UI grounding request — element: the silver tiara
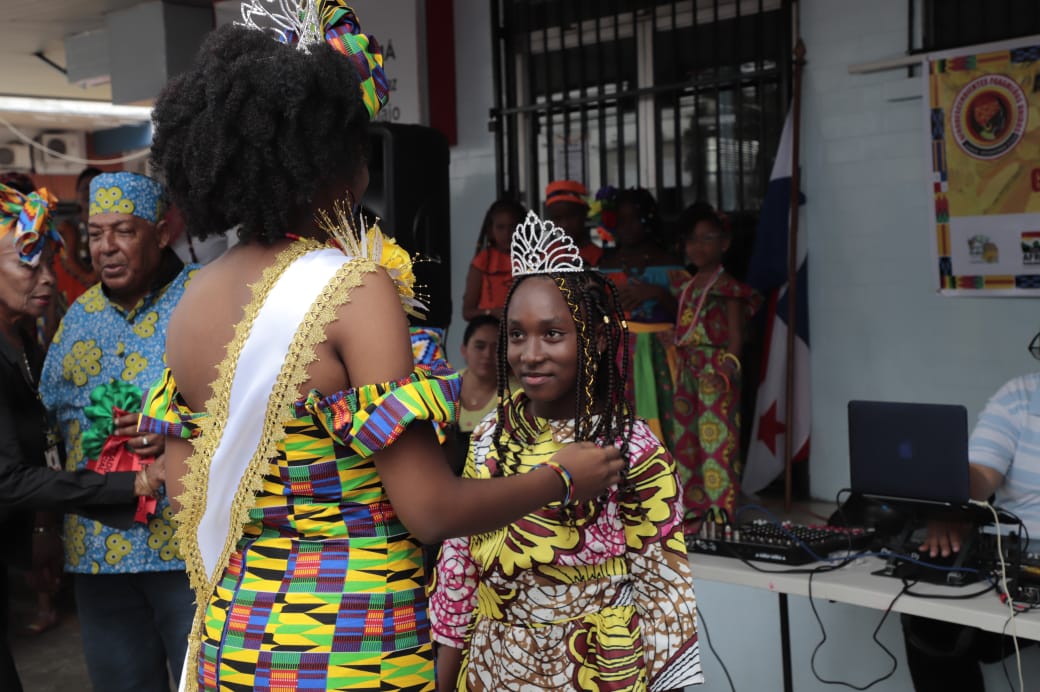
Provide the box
[511,211,585,277]
[239,0,323,50]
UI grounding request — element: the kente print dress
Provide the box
[429,391,703,691]
[142,367,456,691]
[142,365,456,691]
[672,272,761,525]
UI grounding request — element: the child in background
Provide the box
[454,315,501,474]
[544,179,602,267]
[462,199,527,320]
[431,212,702,691]
[673,203,761,527]
[599,187,690,446]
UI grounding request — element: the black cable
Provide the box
[807,567,903,690]
[691,491,1016,690]
[902,578,996,600]
[696,605,736,692]
[995,591,1039,692]
[834,487,856,555]
[1001,614,1015,692]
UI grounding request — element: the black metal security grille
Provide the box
[918,0,1040,53]
[490,0,792,237]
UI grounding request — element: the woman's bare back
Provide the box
[165,242,354,413]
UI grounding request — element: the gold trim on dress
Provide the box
[177,239,321,690]
[179,251,378,690]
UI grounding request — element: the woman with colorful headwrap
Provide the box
[599,187,691,449]
[0,183,165,692]
[147,3,623,691]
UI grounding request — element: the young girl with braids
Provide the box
[461,199,527,320]
[673,203,761,528]
[430,213,702,691]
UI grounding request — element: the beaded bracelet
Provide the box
[541,460,575,505]
[721,352,742,372]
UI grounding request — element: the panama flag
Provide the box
[743,111,810,495]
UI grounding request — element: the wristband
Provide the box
[541,460,575,505]
[721,352,742,372]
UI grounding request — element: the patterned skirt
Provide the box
[196,534,434,691]
[673,345,743,524]
[621,324,680,449]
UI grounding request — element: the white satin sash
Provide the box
[196,247,348,581]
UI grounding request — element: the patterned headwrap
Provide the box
[89,172,167,223]
[0,183,64,267]
[278,1,390,120]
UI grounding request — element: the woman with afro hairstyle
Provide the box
[144,5,624,691]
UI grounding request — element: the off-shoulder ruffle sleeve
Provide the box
[306,365,460,456]
[137,368,208,440]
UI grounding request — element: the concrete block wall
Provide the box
[445,0,497,362]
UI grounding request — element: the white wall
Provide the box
[446,0,497,361]
[803,0,1040,502]
[694,576,1040,691]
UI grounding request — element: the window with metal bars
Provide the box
[918,0,1040,53]
[490,0,793,267]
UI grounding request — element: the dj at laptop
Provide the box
[901,366,1040,692]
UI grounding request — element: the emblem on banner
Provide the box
[1021,231,1040,265]
[967,234,999,264]
[951,74,1028,160]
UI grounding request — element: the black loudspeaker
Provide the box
[363,123,452,329]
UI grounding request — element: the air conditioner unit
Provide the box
[0,142,32,172]
[32,132,86,175]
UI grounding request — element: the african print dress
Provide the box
[429,391,702,691]
[673,272,760,525]
[139,244,459,692]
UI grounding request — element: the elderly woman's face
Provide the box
[0,239,56,322]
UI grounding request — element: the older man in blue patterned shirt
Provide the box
[41,172,198,692]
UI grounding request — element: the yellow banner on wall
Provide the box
[928,39,1040,294]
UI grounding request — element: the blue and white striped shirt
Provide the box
[970,373,1040,538]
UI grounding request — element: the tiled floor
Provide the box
[9,574,91,691]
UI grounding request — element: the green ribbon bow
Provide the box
[81,379,143,461]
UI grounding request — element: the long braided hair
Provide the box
[490,270,638,512]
